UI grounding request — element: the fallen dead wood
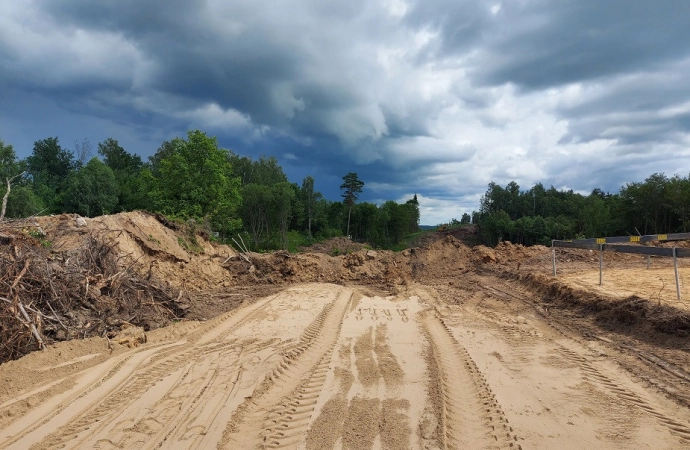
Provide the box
[231,235,252,264]
[17,301,45,350]
[0,225,187,364]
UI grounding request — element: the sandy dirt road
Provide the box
[1,281,690,449]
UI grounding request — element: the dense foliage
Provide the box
[0,131,420,251]
[9,130,686,250]
[62,158,118,217]
[473,174,690,246]
[147,131,242,236]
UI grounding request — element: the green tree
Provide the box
[252,156,288,186]
[272,182,295,249]
[62,158,118,217]
[26,137,76,211]
[3,186,44,219]
[300,176,322,240]
[240,183,272,248]
[98,138,147,211]
[460,213,471,225]
[405,194,421,233]
[0,139,28,221]
[148,140,176,176]
[228,154,288,186]
[340,172,364,238]
[149,130,242,235]
[355,202,380,245]
[580,194,613,238]
[74,138,93,167]
[0,139,19,181]
[381,201,406,245]
[619,174,670,235]
[667,175,690,232]
[480,210,512,246]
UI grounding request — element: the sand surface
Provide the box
[1,281,690,449]
[561,267,690,311]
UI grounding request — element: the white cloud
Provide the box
[181,103,253,131]
[0,2,144,88]
[400,193,476,225]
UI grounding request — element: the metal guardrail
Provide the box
[554,232,690,246]
[551,234,689,300]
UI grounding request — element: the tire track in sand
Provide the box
[220,287,352,449]
[260,349,334,448]
[556,345,690,443]
[422,310,521,449]
[5,292,281,450]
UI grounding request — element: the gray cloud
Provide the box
[474,1,690,89]
[0,1,689,224]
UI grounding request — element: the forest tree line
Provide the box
[0,131,420,251]
[473,173,690,246]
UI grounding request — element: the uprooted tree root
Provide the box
[502,270,690,337]
[0,226,187,364]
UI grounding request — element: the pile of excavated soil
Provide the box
[412,224,481,248]
[35,212,237,292]
[407,235,473,280]
[226,248,412,289]
[470,241,549,266]
[0,217,188,363]
[299,237,368,255]
[6,212,690,364]
[0,211,244,363]
[4,216,501,362]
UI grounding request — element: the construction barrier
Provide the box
[555,232,690,245]
[552,235,690,300]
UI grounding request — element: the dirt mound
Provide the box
[19,211,664,364]
[6,212,495,363]
[299,237,368,255]
[35,212,237,291]
[407,235,473,280]
[412,225,481,249]
[0,211,244,363]
[0,221,186,363]
[471,241,549,267]
[238,234,477,287]
[225,248,412,289]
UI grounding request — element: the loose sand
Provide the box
[562,267,690,311]
[1,280,689,449]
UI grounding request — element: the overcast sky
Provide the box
[2,1,690,224]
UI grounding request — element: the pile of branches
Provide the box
[0,226,186,364]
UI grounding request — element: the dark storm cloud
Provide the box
[474,0,690,89]
[42,0,306,121]
[2,0,690,223]
[40,0,391,135]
